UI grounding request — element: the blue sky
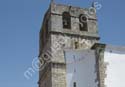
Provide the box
[0,0,125,87]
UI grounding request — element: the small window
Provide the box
[62,12,71,29]
[75,42,79,49]
[73,82,76,87]
[79,14,88,31]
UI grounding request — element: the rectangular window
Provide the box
[62,12,71,29]
[73,82,76,87]
[79,22,88,31]
[75,42,79,49]
[79,14,88,31]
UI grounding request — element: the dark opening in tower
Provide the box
[79,14,88,31]
[62,12,71,29]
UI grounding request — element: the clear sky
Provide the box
[0,0,125,87]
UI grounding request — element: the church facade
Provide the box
[38,2,125,87]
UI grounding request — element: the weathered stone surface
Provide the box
[91,43,106,87]
[50,3,99,38]
[51,34,98,63]
[51,63,66,87]
[39,2,100,87]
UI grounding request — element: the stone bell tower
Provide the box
[38,1,100,87]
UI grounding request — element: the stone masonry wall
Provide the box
[39,3,100,87]
[51,34,98,63]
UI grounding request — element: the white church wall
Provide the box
[104,45,125,87]
[64,50,98,87]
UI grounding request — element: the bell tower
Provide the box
[38,1,100,87]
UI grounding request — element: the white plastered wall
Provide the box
[64,50,98,87]
[104,45,125,87]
